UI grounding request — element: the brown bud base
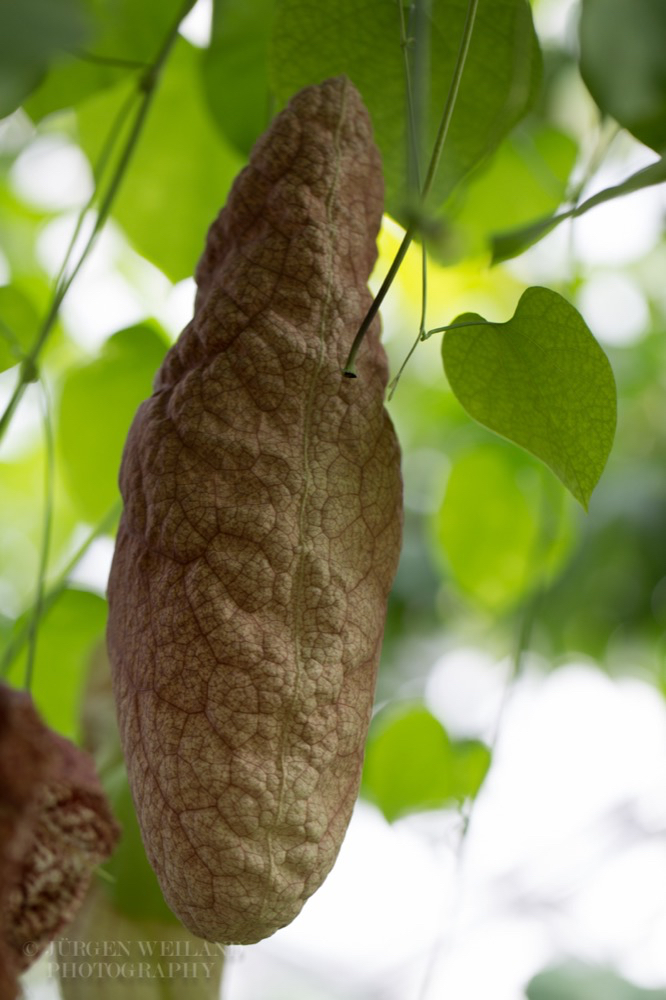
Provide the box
[0,684,119,1000]
[107,77,403,945]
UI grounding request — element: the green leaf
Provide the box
[79,648,178,922]
[361,702,491,821]
[447,121,577,257]
[527,962,666,1000]
[579,0,666,153]
[447,739,491,801]
[0,440,81,613]
[103,762,179,923]
[0,284,40,372]
[442,287,617,508]
[492,156,666,263]
[23,58,121,123]
[24,0,188,121]
[4,588,108,740]
[433,444,572,609]
[202,0,276,156]
[79,0,187,63]
[58,323,168,521]
[75,38,243,281]
[270,0,541,221]
[0,0,90,118]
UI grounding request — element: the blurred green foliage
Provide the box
[432,443,573,611]
[3,588,107,739]
[75,39,243,280]
[0,0,90,118]
[57,322,168,520]
[579,0,666,154]
[527,962,666,1000]
[362,702,490,821]
[203,0,276,155]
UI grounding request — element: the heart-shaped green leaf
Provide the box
[270,0,541,222]
[441,287,617,509]
[361,703,491,822]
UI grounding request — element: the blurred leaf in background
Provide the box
[75,39,243,281]
[3,588,107,740]
[0,0,90,118]
[579,0,666,154]
[432,444,573,612]
[202,0,276,156]
[526,962,666,1000]
[362,702,490,821]
[0,443,80,610]
[0,284,41,371]
[444,119,577,258]
[80,643,180,923]
[57,322,168,521]
[24,0,189,121]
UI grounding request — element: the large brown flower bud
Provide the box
[107,76,402,944]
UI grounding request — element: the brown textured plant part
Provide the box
[107,75,403,945]
[0,685,48,1000]
[0,683,120,994]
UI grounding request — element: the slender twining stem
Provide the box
[387,0,430,400]
[398,0,423,195]
[343,0,480,376]
[24,385,55,690]
[0,0,195,446]
[72,50,150,71]
[420,0,478,204]
[409,0,432,193]
[0,501,121,679]
[416,476,560,1000]
[421,318,492,340]
[415,584,543,1000]
[52,89,138,299]
[343,225,415,377]
[387,240,428,398]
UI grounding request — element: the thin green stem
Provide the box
[52,89,138,298]
[0,373,29,442]
[421,318,493,340]
[343,0,480,375]
[386,0,431,400]
[420,0,478,204]
[415,586,540,1000]
[398,0,422,195]
[24,384,55,690]
[0,0,194,447]
[566,118,621,208]
[387,240,428,398]
[409,0,432,195]
[343,225,415,377]
[0,501,121,679]
[416,473,560,1000]
[72,50,150,71]
[419,239,428,331]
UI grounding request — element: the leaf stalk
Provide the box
[343,0,480,375]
